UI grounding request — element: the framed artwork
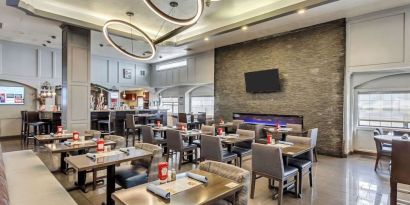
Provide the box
[123,69,132,79]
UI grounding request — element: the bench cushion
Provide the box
[3,150,77,205]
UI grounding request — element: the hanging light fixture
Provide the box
[143,0,204,26]
[40,81,55,99]
[102,16,156,61]
[122,90,127,99]
[103,1,204,61]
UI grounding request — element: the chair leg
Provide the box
[314,148,318,162]
[93,169,97,190]
[194,148,198,163]
[374,154,380,171]
[309,168,313,187]
[295,173,299,198]
[278,181,284,205]
[299,171,303,197]
[391,180,397,205]
[125,129,129,147]
[178,152,183,170]
[250,172,256,199]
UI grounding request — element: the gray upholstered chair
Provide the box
[85,130,102,138]
[166,129,198,170]
[141,125,166,146]
[251,143,299,205]
[287,135,313,196]
[125,114,141,146]
[307,128,319,162]
[98,111,116,135]
[391,139,410,205]
[104,135,126,149]
[374,136,391,171]
[238,123,267,144]
[192,125,215,148]
[229,120,244,133]
[232,129,255,167]
[199,160,250,205]
[115,143,163,189]
[200,135,237,165]
[286,123,302,132]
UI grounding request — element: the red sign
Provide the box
[73,132,80,141]
[57,126,63,133]
[267,134,272,144]
[158,162,168,181]
[157,121,161,127]
[97,138,105,152]
[217,128,223,135]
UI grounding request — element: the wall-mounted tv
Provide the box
[0,86,24,105]
[244,69,280,93]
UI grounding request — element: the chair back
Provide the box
[287,135,312,161]
[166,129,183,151]
[104,135,126,148]
[141,126,155,144]
[235,129,255,148]
[85,130,102,138]
[20,111,27,123]
[176,122,188,130]
[392,140,410,185]
[125,114,135,129]
[201,125,215,136]
[373,136,383,154]
[252,143,284,178]
[308,128,318,147]
[232,120,244,130]
[26,111,40,123]
[200,135,223,162]
[373,129,381,136]
[199,160,250,205]
[178,113,188,123]
[286,123,302,132]
[376,127,384,135]
[197,112,206,125]
[135,143,163,182]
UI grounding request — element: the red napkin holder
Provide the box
[158,162,168,181]
[73,132,80,141]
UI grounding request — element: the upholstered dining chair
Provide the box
[251,143,299,205]
[25,111,46,147]
[141,125,166,146]
[391,139,410,205]
[374,136,392,171]
[286,123,302,132]
[307,128,319,162]
[98,111,116,135]
[232,129,255,167]
[166,129,198,170]
[286,135,313,196]
[200,135,237,165]
[115,143,163,189]
[230,120,245,133]
[192,125,215,148]
[199,160,250,205]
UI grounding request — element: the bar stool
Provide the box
[25,111,46,147]
[124,114,142,146]
[98,111,116,135]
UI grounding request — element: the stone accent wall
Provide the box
[214,19,346,157]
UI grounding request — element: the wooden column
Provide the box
[61,25,91,133]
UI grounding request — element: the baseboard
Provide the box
[350,150,376,157]
[0,135,20,141]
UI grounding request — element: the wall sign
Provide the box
[123,69,132,79]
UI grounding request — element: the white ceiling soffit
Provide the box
[7,0,336,45]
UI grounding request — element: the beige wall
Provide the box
[0,80,37,137]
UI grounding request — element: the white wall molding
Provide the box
[0,44,3,75]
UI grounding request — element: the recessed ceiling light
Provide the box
[42,44,47,47]
[51,35,56,39]
[0,23,3,29]
[241,25,248,31]
[204,37,209,41]
[46,40,51,44]
[297,9,306,14]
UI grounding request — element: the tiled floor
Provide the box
[0,137,405,205]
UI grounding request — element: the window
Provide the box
[191,97,214,116]
[358,92,410,128]
[160,97,179,114]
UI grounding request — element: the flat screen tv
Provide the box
[0,86,24,105]
[244,69,280,93]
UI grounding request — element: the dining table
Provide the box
[112,169,243,205]
[269,142,312,165]
[44,139,116,174]
[65,148,153,205]
[264,127,308,141]
[216,122,234,133]
[34,133,93,146]
[220,134,255,152]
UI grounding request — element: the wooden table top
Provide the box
[65,148,152,171]
[264,127,307,134]
[272,144,311,157]
[112,169,243,205]
[375,135,408,143]
[44,140,116,153]
[220,135,254,145]
[35,133,93,142]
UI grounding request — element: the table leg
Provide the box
[105,164,116,205]
[75,170,87,193]
[187,136,194,162]
[281,133,287,141]
[60,152,68,173]
[163,131,168,154]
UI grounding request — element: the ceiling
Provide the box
[1,0,410,63]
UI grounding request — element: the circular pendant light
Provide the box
[102,19,156,61]
[143,0,204,26]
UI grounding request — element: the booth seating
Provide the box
[0,145,77,205]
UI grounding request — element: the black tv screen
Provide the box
[245,69,280,93]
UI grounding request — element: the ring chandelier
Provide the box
[103,0,205,61]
